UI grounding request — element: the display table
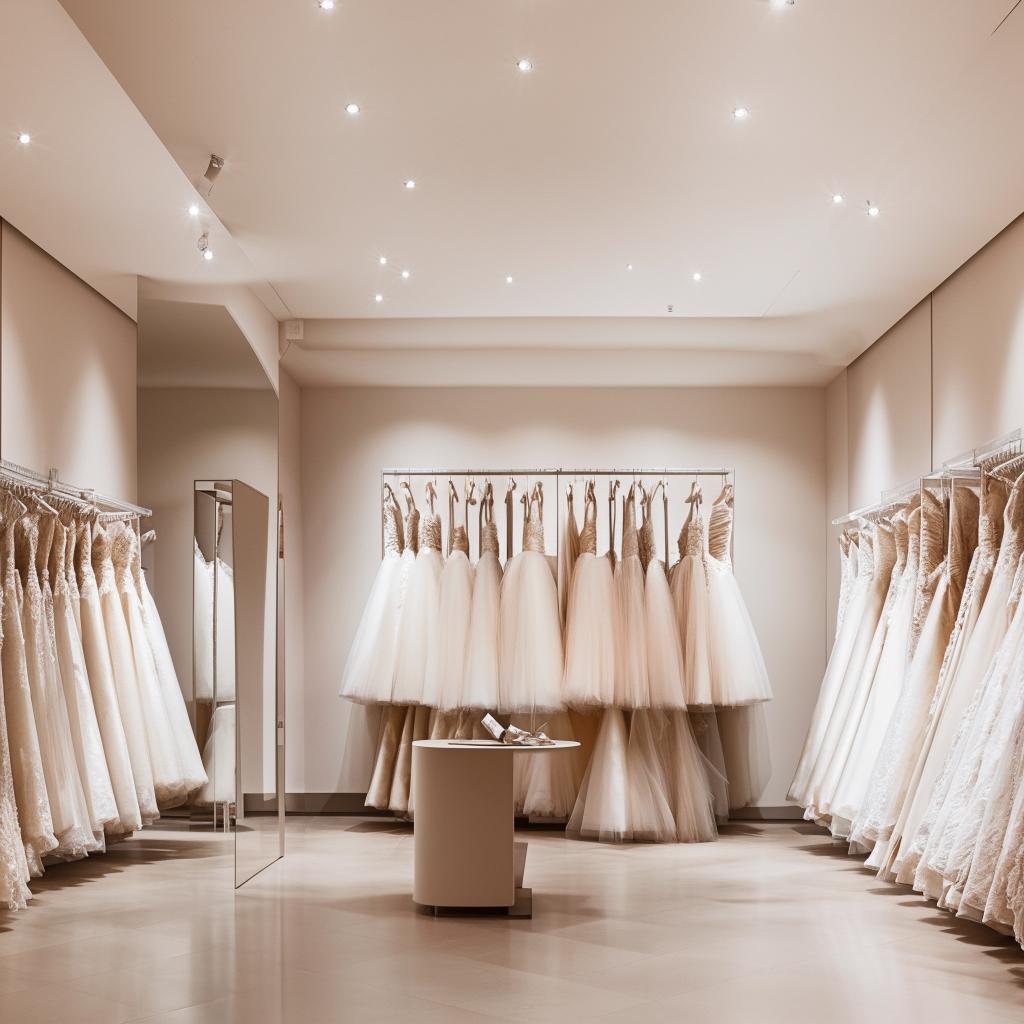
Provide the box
[412,738,580,918]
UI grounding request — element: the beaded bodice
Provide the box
[918,489,946,581]
[91,524,116,595]
[419,512,442,553]
[638,515,655,572]
[708,490,733,565]
[451,525,469,556]
[873,519,897,581]
[579,496,598,555]
[524,499,545,554]
[49,522,67,596]
[621,492,639,561]
[383,499,404,556]
[947,482,980,588]
[480,520,499,557]
[111,524,136,593]
[891,511,908,576]
[64,522,80,601]
[996,471,1024,575]
[36,514,56,586]
[857,526,875,580]
[904,507,921,578]
[15,515,40,592]
[978,472,1010,561]
[678,485,705,561]
[404,508,420,556]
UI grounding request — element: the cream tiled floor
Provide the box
[1,819,1022,1023]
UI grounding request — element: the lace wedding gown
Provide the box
[0,492,34,904]
[706,484,773,706]
[563,485,617,709]
[76,522,140,835]
[50,520,118,841]
[340,493,407,704]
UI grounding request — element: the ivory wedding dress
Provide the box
[557,483,581,630]
[94,523,159,825]
[339,491,407,704]
[670,484,713,708]
[76,522,140,835]
[498,486,563,714]
[705,484,773,707]
[567,708,631,841]
[464,486,502,710]
[614,487,650,709]
[50,519,118,841]
[138,534,208,796]
[563,483,617,708]
[391,505,443,705]
[0,492,34,903]
[431,515,474,711]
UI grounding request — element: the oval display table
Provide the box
[412,738,580,919]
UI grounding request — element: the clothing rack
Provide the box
[0,457,152,517]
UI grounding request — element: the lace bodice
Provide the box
[49,522,67,597]
[892,511,909,576]
[947,481,980,587]
[678,487,706,560]
[906,509,921,575]
[111,524,136,593]
[404,508,420,556]
[579,496,598,555]
[638,515,656,572]
[91,524,116,595]
[996,471,1024,575]
[708,489,733,564]
[36,514,56,585]
[15,515,40,593]
[383,499,404,556]
[64,522,80,601]
[524,498,545,554]
[451,525,469,556]
[873,520,897,581]
[621,491,639,560]
[978,472,1010,561]
[480,519,499,557]
[419,512,442,552]
[918,489,946,580]
[857,526,875,579]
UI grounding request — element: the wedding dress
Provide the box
[138,533,208,796]
[464,486,502,710]
[0,492,35,902]
[93,523,159,825]
[829,505,919,837]
[497,486,563,714]
[835,530,858,642]
[639,487,687,710]
[50,519,118,840]
[76,522,140,835]
[391,502,443,705]
[803,518,898,823]
[898,472,1015,887]
[114,524,187,808]
[670,484,713,708]
[193,541,214,701]
[567,708,631,841]
[558,483,581,630]
[563,482,617,708]
[625,711,678,841]
[705,484,773,706]
[18,512,96,861]
[196,702,235,806]
[615,486,650,709]
[664,710,719,840]
[430,514,474,711]
[340,491,407,704]
[789,526,876,806]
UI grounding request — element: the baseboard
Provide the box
[283,793,803,822]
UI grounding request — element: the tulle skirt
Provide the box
[513,712,580,819]
[196,703,235,806]
[645,561,687,710]
[464,552,502,710]
[670,555,713,708]
[706,560,773,706]
[718,704,771,812]
[428,551,474,711]
[563,552,617,709]
[626,711,677,841]
[567,709,631,841]
[391,549,443,704]
[339,552,407,704]
[615,555,650,709]
[498,551,563,714]
[663,711,719,841]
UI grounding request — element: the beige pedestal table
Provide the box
[412,738,580,918]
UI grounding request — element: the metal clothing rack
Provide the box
[380,466,736,562]
[0,457,152,517]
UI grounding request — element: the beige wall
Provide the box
[297,386,827,808]
[1,221,137,500]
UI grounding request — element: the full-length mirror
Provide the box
[137,282,282,887]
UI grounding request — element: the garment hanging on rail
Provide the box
[0,474,206,911]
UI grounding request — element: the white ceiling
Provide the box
[4,1,1024,386]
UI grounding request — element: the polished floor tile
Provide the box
[0,819,1022,1022]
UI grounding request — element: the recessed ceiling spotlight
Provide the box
[626,264,634,271]
[17,132,31,145]
[732,106,750,120]
[198,231,213,261]
[506,275,514,284]
[374,293,384,303]
[770,0,796,9]
[692,271,702,282]
[345,103,360,115]
[203,249,214,261]
[401,269,411,280]
[867,202,880,217]
[516,58,534,72]
[188,203,200,217]
[378,255,388,265]
[831,193,844,205]
[318,0,335,9]
[403,179,416,190]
